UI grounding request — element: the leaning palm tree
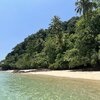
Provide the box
[75,0,86,16]
[75,0,97,18]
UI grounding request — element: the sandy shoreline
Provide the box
[15,70,100,81]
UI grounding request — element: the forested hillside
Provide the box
[0,0,100,70]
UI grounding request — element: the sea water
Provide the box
[0,71,100,100]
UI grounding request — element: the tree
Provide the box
[44,37,57,64]
[64,32,98,68]
[49,16,64,53]
[75,0,97,18]
[66,17,79,33]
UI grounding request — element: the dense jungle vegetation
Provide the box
[0,0,100,70]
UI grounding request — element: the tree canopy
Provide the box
[0,0,100,70]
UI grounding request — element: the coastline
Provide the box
[8,70,100,81]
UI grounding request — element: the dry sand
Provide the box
[21,70,100,81]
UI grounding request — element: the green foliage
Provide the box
[44,37,57,64]
[66,17,79,33]
[1,7,100,70]
[30,52,48,69]
[93,0,100,7]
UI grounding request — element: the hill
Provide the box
[0,8,100,70]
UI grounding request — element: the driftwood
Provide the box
[12,69,50,73]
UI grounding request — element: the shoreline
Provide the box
[7,69,100,81]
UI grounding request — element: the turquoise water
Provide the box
[0,72,100,100]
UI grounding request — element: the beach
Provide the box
[0,71,100,100]
[17,70,100,81]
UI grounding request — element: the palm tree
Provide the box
[49,16,64,52]
[75,0,86,16]
[75,0,97,18]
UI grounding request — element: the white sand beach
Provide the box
[21,70,100,81]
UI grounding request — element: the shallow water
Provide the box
[0,71,100,100]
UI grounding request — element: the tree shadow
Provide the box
[70,66,100,72]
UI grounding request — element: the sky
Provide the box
[0,0,76,61]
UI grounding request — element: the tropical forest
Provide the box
[0,0,100,70]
